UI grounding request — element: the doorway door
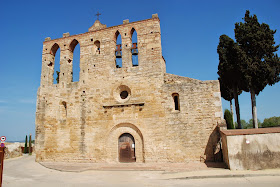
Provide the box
[119,133,136,162]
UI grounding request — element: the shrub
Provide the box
[224,109,234,129]
[262,116,280,128]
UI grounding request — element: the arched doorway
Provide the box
[118,133,136,162]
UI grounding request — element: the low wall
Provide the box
[220,127,280,170]
[4,143,23,159]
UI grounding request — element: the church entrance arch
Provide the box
[118,133,136,162]
[106,123,144,163]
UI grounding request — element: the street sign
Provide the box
[0,136,6,142]
[0,143,4,148]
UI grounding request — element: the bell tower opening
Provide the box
[50,43,60,84]
[69,39,80,82]
[115,31,122,68]
[131,28,138,66]
[118,133,136,162]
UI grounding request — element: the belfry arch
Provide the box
[130,28,138,66]
[69,39,80,82]
[50,43,60,84]
[50,43,60,56]
[115,31,122,68]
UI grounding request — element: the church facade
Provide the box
[35,14,223,163]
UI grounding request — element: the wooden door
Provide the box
[119,133,136,162]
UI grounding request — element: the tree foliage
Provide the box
[217,35,248,89]
[224,109,234,129]
[29,134,32,155]
[218,10,280,129]
[240,117,280,129]
[219,77,233,102]
[262,116,280,128]
[235,11,280,95]
[235,10,280,128]
[241,119,262,129]
[217,35,247,128]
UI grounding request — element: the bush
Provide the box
[262,116,280,128]
[241,119,262,129]
[224,109,234,129]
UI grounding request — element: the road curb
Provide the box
[173,173,280,180]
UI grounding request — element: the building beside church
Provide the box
[35,14,223,163]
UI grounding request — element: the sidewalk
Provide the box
[39,160,280,180]
[3,155,280,186]
[39,160,224,172]
[162,168,280,180]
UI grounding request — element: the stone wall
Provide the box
[221,128,280,170]
[162,74,223,162]
[35,14,222,163]
[4,143,23,159]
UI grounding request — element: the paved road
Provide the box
[3,155,280,187]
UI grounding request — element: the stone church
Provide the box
[35,14,223,163]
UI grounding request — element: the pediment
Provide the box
[88,20,107,32]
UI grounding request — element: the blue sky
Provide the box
[1,0,280,141]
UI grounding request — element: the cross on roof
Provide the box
[95,12,101,20]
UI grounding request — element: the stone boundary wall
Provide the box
[4,143,23,159]
[220,127,280,170]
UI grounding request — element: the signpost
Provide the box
[0,137,5,142]
[0,136,6,187]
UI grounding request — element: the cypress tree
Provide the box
[219,77,242,125]
[235,10,280,128]
[24,135,28,154]
[29,134,32,155]
[224,109,234,129]
[217,35,247,128]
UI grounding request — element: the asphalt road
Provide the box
[2,155,280,187]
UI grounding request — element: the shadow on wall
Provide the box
[203,126,223,163]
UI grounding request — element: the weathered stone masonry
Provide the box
[35,14,223,163]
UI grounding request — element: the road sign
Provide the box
[0,136,5,142]
[0,143,4,148]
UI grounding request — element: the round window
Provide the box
[120,91,128,99]
[114,85,131,103]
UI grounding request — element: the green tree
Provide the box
[217,35,247,129]
[240,119,248,129]
[241,119,262,129]
[224,109,234,129]
[29,134,32,155]
[262,116,280,128]
[24,135,28,154]
[219,78,234,123]
[248,119,262,128]
[235,10,280,128]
